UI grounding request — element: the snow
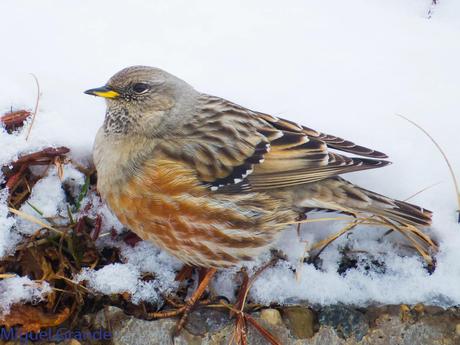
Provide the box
[17,169,67,234]
[1,0,460,311]
[76,264,141,296]
[249,228,457,306]
[0,276,51,317]
[79,191,125,234]
[76,241,181,304]
[14,165,85,234]
[0,188,19,258]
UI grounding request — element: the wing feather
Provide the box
[158,95,390,192]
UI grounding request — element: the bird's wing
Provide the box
[157,94,390,192]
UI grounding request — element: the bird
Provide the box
[85,65,432,333]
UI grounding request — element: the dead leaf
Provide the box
[1,305,70,332]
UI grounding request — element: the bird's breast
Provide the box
[93,129,156,198]
[98,157,286,267]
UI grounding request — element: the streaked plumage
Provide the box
[88,66,432,268]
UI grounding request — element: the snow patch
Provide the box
[75,241,181,304]
[1,0,460,309]
[0,276,51,317]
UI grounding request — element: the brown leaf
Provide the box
[13,147,70,166]
[1,110,31,132]
[18,250,44,280]
[1,305,70,333]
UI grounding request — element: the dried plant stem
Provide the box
[281,216,354,226]
[310,219,362,252]
[0,274,16,279]
[377,216,433,264]
[306,211,436,265]
[25,73,40,141]
[8,207,62,234]
[397,113,460,218]
[403,182,441,202]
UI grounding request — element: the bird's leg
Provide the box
[296,222,302,238]
[232,268,250,317]
[148,267,217,337]
[172,267,217,336]
[229,257,282,345]
[175,264,194,282]
[152,265,195,311]
[295,213,307,237]
[152,266,216,318]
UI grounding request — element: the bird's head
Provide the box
[85,65,196,136]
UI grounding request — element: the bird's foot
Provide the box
[149,267,217,339]
[226,257,282,345]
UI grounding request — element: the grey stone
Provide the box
[113,317,200,345]
[319,305,368,341]
[185,308,232,335]
[361,310,460,345]
[244,314,295,345]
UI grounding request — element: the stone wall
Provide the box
[87,304,460,345]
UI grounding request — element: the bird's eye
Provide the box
[132,83,150,94]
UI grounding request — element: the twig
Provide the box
[25,73,40,141]
[56,275,92,293]
[91,215,102,241]
[427,0,438,19]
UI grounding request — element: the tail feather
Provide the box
[296,177,432,227]
[365,198,432,227]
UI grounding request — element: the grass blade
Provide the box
[397,114,460,220]
[75,175,90,211]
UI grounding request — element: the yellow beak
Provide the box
[84,86,120,99]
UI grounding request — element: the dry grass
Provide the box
[397,113,460,220]
[25,73,41,141]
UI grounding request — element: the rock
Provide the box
[260,308,283,327]
[319,305,368,341]
[113,317,198,345]
[93,306,128,331]
[244,314,295,345]
[413,303,425,315]
[178,329,203,345]
[185,308,232,335]
[363,309,460,345]
[281,306,316,339]
[400,304,411,322]
[308,327,346,345]
[72,304,460,345]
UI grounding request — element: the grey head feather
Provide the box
[102,66,200,137]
